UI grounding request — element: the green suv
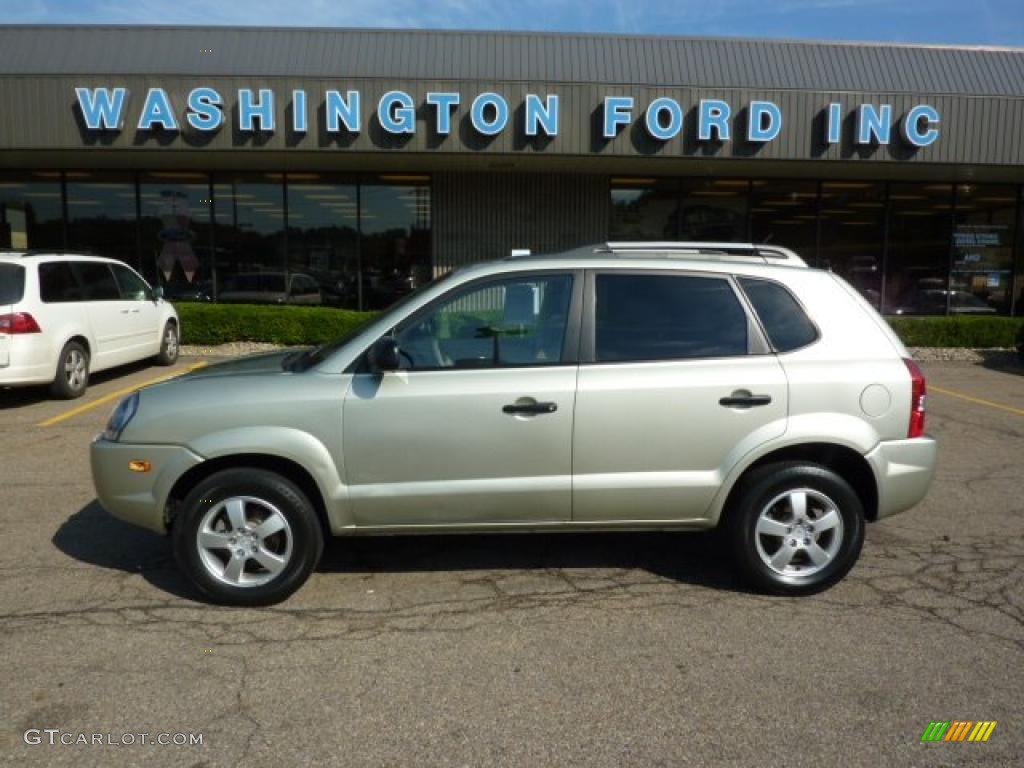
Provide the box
[91,243,937,605]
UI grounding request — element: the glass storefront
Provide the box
[0,172,64,250]
[612,177,1024,315]
[65,172,139,268]
[138,172,213,299]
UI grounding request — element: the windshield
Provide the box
[286,271,459,372]
[0,263,26,304]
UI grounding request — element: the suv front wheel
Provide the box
[172,468,324,606]
[727,462,865,595]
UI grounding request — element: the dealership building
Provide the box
[0,25,1022,313]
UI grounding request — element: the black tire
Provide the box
[172,468,324,606]
[726,461,865,596]
[49,340,90,399]
[155,321,179,366]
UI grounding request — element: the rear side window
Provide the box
[0,263,25,304]
[72,262,120,301]
[39,261,83,303]
[738,277,818,352]
[594,274,748,362]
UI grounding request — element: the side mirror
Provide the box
[367,337,401,372]
[151,285,164,301]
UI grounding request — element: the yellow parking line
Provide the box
[38,361,207,428]
[930,384,1024,417]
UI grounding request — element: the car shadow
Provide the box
[57,501,745,601]
[0,359,160,410]
[978,350,1024,377]
[53,500,195,600]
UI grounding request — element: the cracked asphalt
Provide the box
[1,356,1022,767]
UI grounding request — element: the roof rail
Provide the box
[0,248,97,258]
[599,242,807,266]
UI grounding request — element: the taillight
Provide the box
[0,312,42,334]
[903,358,926,438]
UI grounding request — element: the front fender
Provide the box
[187,426,351,531]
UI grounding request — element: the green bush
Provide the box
[174,303,378,346]
[885,316,1024,348]
[1017,323,1024,360]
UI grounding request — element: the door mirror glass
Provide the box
[367,336,401,372]
[151,285,164,301]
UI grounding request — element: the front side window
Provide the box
[38,262,82,303]
[72,262,120,301]
[594,273,748,362]
[395,274,573,370]
[111,264,151,301]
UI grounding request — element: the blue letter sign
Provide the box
[75,87,128,130]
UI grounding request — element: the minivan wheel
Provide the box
[727,462,865,595]
[155,321,179,366]
[172,468,323,606]
[50,341,89,399]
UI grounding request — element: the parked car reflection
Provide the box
[891,289,997,315]
[218,272,323,305]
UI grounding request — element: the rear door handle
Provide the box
[719,393,772,408]
[502,401,558,415]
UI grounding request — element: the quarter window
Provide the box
[38,261,83,303]
[395,274,573,369]
[738,277,818,352]
[594,274,748,362]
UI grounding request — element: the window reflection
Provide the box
[818,182,886,308]
[679,179,748,241]
[750,180,818,259]
[360,177,432,310]
[0,172,64,250]
[610,179,679,240]
[885,184,953,315]
[951,184,1016,315]
[66,172,138,268]
[138,173,212,299]
[213,176,287,304]
[286,174,359,308]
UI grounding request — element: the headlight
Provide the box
[103,392,139,441]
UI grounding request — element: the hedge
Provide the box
[175,303,378,346]
[173,301,1023,350]
[884,316,1023,349]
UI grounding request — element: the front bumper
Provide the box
[864,436,938,519]
[90,438,204,534]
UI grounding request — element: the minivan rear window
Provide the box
[738,277,818,352]
[0,263,25,304]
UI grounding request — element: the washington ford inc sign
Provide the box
[74,86,942,148]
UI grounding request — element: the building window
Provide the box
[360,175,432,310]
[65,172,139,268]
[951,184,1017,315]
[885,183,953,315]
[749,180,818,261]
[679,179,748,242]
[138,172,213,300]
[213,175,286,304]
[818,181,886,309]
[286,174,359,308]
[610,178,679,240]
[0,172,64,250]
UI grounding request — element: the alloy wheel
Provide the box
[753,488,844,578]
[196,496,294,587]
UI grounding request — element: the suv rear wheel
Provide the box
[50,340,89,399]
[727,462,864,595]
[172,468,324,606]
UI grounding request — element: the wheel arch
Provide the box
[165,453,331,536]
[716,442,879,525]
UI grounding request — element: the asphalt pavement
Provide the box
[1,355,1021,767]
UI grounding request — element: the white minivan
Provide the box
[0,252,179,398]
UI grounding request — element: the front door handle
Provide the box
[719,393,772,408]
[502,401,558,415]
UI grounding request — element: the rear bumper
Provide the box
[0,336,56,386]
[90,437,204,534]
[865,436,937,519]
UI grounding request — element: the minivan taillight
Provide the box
[903,358,926,438]
[0,312,42,334]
